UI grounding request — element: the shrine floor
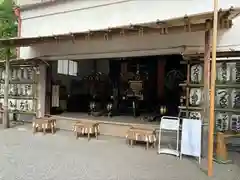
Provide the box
[51,112,160,137]
[0,126,239,180]
[53,112,159,126]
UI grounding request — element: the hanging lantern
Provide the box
[230,115,240,132]
[189,111,201,120]
[27,67,34,80]
[2,70,5,80]
[159,106,167,115]
[190,64,203,83]
[17,84,21,96]
[216,89,229,108]
[12,68,17,80]
[23,67,28,79]
[17,68,23,80]
[216,62,230,83]
[216,112,229,132]
[0,68,3,80]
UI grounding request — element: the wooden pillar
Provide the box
[3,48,10,128]
[208,0,218,176]
[204,20,211,123]
[202,20,211,158]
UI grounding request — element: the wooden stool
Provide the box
[32,118,56,134]
[73,121,100,141]
[216,132,240,161]
[126,127,157,150]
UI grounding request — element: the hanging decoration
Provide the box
[189,88,202,106]
[190,64,203,84]
[231,62,240,83]
[11,68,17,80]
[215,112,229,132]
[15,67,34,81]
[0,84,4,95]
[2,69,5,80]
[17,100,34,112]
[230,115,240,132]
[216,89,229,108]
[231,89,240,109]
[189,111,201,120]
[0,68,3,80]
[216,62,231,83]
[8,99,17,111]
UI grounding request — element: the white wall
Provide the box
[20,0,240,36]
[15,0,50,7]
[19,0,240,59]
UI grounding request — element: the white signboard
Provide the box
[160,117,180,131]
[158,116,180,157]
[180,118,202,163]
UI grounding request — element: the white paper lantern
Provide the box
[189,88,202,106]
[216,89,229,108]
[216,63,231,83]
[190,64,203,83]
[216,112,229,132]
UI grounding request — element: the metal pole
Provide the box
[208,0,218,176]
[3,48,10,129]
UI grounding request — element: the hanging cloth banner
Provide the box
[52,85,59,107]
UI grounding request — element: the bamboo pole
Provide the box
[208,0,218,176]
[3,48,10,128]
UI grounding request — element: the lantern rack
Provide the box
[0,64,39,115]
[179,55,240,132]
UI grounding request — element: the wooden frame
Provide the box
[125,127,157,150]
[32,117,57,134]
[73,121,100,141]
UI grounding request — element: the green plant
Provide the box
[0,0,17,59]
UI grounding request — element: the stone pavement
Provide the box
[0,128,239,180]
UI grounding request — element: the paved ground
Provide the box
[0,127,239,180]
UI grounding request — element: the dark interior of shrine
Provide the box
[48,54,186,121]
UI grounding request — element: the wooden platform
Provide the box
[52,113,159,138]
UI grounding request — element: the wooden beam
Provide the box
[3,48,10,129]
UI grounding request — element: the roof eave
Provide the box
[18,0,74,11]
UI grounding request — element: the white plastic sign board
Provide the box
[160,116,180,130]
[180,118,202,163]
[158,116,180,157]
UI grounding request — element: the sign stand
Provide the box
[158,116,180,157]
[180,118,202,164]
